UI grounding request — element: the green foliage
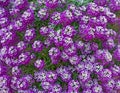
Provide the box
[21,63,36,75]
[68,0,94,6]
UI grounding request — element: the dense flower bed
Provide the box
[0,0,120,93]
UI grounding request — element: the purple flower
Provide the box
[109,0,120,12]
[24,28,36,42]
[64,44,77,56]
[93,63,103,74]
[105,11,117,23]
[82,89,92,93]
[0,17,9,27]
[78,70,91,83]
[61,51,69,62]
[0,65,7,76]
[0,75,11,88]
[34,70,47,82]
[50,84,62,93]
[113,46,120,61]
[49,47,61,59]
[63,36,74,48]
[87,3,99,16]
[1,31,17,46]
[69,55,79,65]
[0,0,10,6]
[17,41,27,51]
[13,18,27,32]
[94,0,108,6]
[102,79,115,91]
[45,0,58,9]
[53,31,64,47]
[18,52,31,65]
[41,81,52,91]
[13,0,28,10]
[110,65,120,76]
[50,12,61,25]
[39,26,49,36]
[102,38,115,50]
[115,79,120,90]
[75,62,85,72]
[60,71,71,82]
[92,84,103,93]
[12,66,22,77]
[98,69,112,82]
[21,9,34,24]
[68,80,80,90]
[32,40,43,52]
[79,15,90,24]
[62,25,76,38]
[60,10,74,26]
[34,59,45,70]
[16,78,29,90]
[46,71,57,83]
[68,4,76,11]
[38,8,49,20]
[8,46,18,58]
[79,26,95,41]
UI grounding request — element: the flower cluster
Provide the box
[0,0,120,93]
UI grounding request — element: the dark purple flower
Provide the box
[0,0,10,7]
[102,38,115,50]
[87,3,99,16]
[0,65,7,76]
[45,0,58,9]
[13,0,28,10]
[60,10,74,26]
[113,45,120,61]
[94,0,108,6]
